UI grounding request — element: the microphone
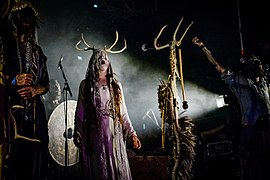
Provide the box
[58,56,63,69]
[141,44,155,51]
[63,127,73,139]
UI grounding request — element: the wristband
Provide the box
[11,77,17,85]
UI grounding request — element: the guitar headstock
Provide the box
[192,37,204,47]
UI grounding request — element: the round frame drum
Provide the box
[48,100,79,166]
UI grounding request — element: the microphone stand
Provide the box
[58,61,72,179]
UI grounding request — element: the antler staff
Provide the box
[154,17,193,180]
[154,18,193,108]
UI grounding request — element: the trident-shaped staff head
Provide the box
[154,17,193,50]
[153,17,192,112]
[75,31,127,54]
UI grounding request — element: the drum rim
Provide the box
[48,99,79,166]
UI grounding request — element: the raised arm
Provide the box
[192,37,227,74]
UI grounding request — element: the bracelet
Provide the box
[11,77,16,85]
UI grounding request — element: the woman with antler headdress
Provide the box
[73,34,141,180]
[2,0,50,179]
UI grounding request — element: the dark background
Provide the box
[29,0,270,179]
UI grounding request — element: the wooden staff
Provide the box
[154,17,193,180]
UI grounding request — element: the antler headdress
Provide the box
[75,31,127,54]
